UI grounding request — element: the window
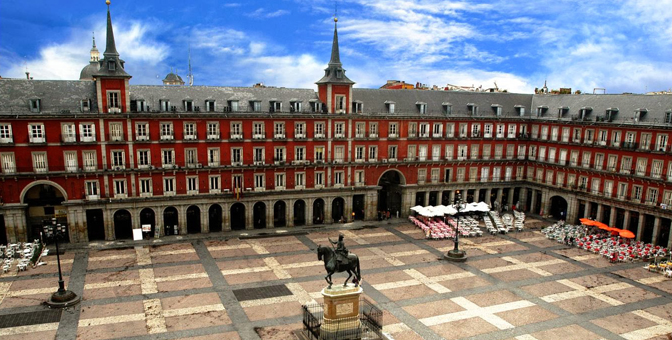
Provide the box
[652,160,663,179]
[315,172,324,188]
[107,91,120,112]
[334,146,344,163]
[111,150,125,169]
[617,183,628,199]
[209,175,221,193]
[315,122,325,138]
[495,145,503,160]
[446,123,455,138]
[418,169,427,184]
[114,179,127,198]
[83,151,97,171]
[471,124,481,138]
[493,105,502,116]
[29,99,41,113]
[334,171,344,187]
[275,173,285,190]
[232,174,243,193]
[315,146,325,162]
[160,99,171,112]
[515,106,525,116]
[136,122,149,141]
[352,101,363,114]
[496,124,505,138]
[254,174,265,191]
[64,151,77,172]
[295,172,305,189]
[187,176,198,194]
[656,134,668,151]
[78,123,96,142]
[419,123,430,138]
[109,123,123,142]
[518,145,527,160]
[607,155,617,171]
[231,148,242,165]
[483,124,492,138]
[0,124,13,143]
[356,122,365,138]
[632,185,643,201]
[334,122,345,138]
[183,100,194,112]
[611,130,621,147]
[594,153,604,170]
[508,124,517,138]
[207,122,220,140]
[417,102,427,114]
[139,178,152,197]
[274,122,285,139]
[389,145,398,161]
[231,122,243,139]
[386,102,395,114]
[621,156,632,174]
[647,188,659,204]
[561,127,570,142]
[408,123,417,138]
[208,148,220,167]
[29,123,45,143]
[163,177,175,196]
[457,145,467,160]
[456,168,465,182]
[582,151,591,168]
[506,145,515,159]
[61,123,75,143]
[641,133,652,150]
[205,100,216,112]
[252,122,264,139]
[432,145,441,161]
[550,127,559,141]
[355,170,365,186]
[290,101,302,113]
[540,126,549,140]
[270,100,282,113]
[368,146,377,162]
[254,147,265,165]
[295,147,306,162]
[274,147,285,163]
[137,150,150,168]
[335,95,346,113]
[250,100,261,112]
[636,158,647,176]
[389,123,398,138]
[85,181,99,199]
[604,181,613,197]
[160,123,174,140]
[408,145,417,161]
[443,103,452,115]
[227,100,239,112]
[1,153,16,174]
[162,149,175,168]
[355,146,365,162]
[468,103,478,116]
[311,101,322,113]
[295,122,306,139]
[481,167,490,182]
[185,149,197,168]
[483,145,491,159]
[184,122,197,140]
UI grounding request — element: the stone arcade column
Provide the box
[609,207,617,227]
[566,197,579,224]
[449,190,455,205]
[584,203,592,219]
[178,206,188,235]
[540,190,549,216]
[156,208,165,237]
[402,190,415,218]
[652,217,661,245]
[636,214,645,240]
[485,188,492,206]
[496,189,503,209]
[344,196,353,223]
[325,197,333,224]
[366,191,377,220]
[201,204,209,233]
[305,199,314,226]
[622,211,631,232]
[105,208,114,241]
[529,190,537,214]
[266,201,274,229]
[287,200,295,228]
[424,192,430,206]
[222,203,231,231]
[67,207,82,243]
[245,202,254,230]
[596,204,604,223]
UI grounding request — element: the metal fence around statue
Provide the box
[302,298,383,340]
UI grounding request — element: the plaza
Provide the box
[1,216,671,340]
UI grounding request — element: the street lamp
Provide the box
[44,218,81,308]
[444,191,467,262]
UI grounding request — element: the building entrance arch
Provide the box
[22,182,68,241]
[209,204,222,232]
[549,196,568,220]
[332,197,345,223]
[377,170,405,217]
[0,215,7,244]
[313,199,325,224]
[253,202,266,229]
[140,208,156,238]
[187,206,201,234]
[274,201,286,227]
[230,203,246,230]
[294,200,306,226]
[114,210,133,240]
[163,207,179,235]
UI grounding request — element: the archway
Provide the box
[377,170,404,217]
[313,199,325,224]
[230,203,246,230]
[86,209,105,241]
[163,207,179,235]
[187,206,201,234]
[209,204,222,232]
[22,182,67,241]
[0,215,7,244]
[274,201,286,227]
[140,208,156,238]
[253,202,266,229]
[353,195,365,220]
[549,196,568,220]
[332,197,345,223]
[294,200,306,226]
[113,210,133,240]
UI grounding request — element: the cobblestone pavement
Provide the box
[1,217,672,340]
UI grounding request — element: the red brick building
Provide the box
[1,5,671,249]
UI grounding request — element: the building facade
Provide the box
[1,5,672,248]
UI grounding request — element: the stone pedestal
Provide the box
[444,249,467,262]
[320,284,362,340]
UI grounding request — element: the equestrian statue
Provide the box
[317,234,362,289]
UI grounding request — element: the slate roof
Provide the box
[79,61,99,80]
[0,79,97,114]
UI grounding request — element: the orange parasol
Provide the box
[594,221,611,231]
[619,230,635,239]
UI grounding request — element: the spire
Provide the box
[188,45,194,86]
[328,19,341,66]
[90,32,100,62]
[103,0,119,58]
[94,0,131,78]
[316,17,354,85]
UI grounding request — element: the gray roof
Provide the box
[79,61,100,80]
[93,6,130,78]
[0,79,97,114]
[162,72,184,83]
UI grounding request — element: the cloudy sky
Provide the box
[1,0,671,94]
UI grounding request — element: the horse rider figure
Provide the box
[329,233,349,266]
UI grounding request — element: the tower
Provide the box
[93,0,132,113]
[316,18,355,114]
[79,33,101,80]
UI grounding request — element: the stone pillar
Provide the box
[485,188,492,206]
[652,217,661,245]
[201,204,209,233]
[449,190,456,205]
[344,196,353,222]
[566,197,579,224]
[287,200,295,227]
[609,206,616,227]
[178,206,188,235]
[366,192,378,220]
[156,207,165,236]
[306,199,314,226]
[636,214,645,240]
[496,188,503,209]
[540,190,549,216]
[105,208,114,241]
[529,190,537,214]
[596,204,604,223]
[584,202,592,219]
[266,201,274,229]
[222,203,231,231]
[402,189,415,216]
[623,210,631,232]
[245,202,254,230]
[424,191,430,206]
[325,197,333,224]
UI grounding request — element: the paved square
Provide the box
[1,218,671,340]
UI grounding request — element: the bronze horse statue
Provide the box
[317,245,361,289]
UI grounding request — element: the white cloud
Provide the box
[248,8,290,19]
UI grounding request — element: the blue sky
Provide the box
[1,0,671,94]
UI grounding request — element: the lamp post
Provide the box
[444,191,468,262]
[44,218,81,308]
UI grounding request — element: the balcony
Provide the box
[388,133,398,139]
[230,134,244,141]
[207,134,220,140]
[61,136,76,143]
[273,134,286,140]
[183,134,198,141]
[136,135,150,142]
[369,133,379,139]
[295,134,306,140]
[253,134,265,140]
[314,133,326,140]
[160,135,174,141]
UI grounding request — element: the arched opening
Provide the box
[209,205,223,232]
[140,208,156,238]
[113,210,133,240]
[86,209,105,241]
[0,215,7,244]
[230,203,246,230]
[378,170,404,217]
[163,207,179,235]
[332,197,345,223]
[549,196,568,220]
[294,200,306,226]
[253,202,266,229]
[353,195,365,220]
[23,183,67,241]
[313,199,325,225]
[187,206,201,234]
[274,201,286,228]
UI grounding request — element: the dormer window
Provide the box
[467,103,478,116]
[310,100,322,113]
[108,61,116,71]
[352,100,363,114]
[442,102,452,115]
[250,100,261,112]
[336,69,343,79]
[227,100,239,112]
[29,99,41,113]
[665,110,672,124]
[491,104,502,116]
[183,100,194,112]
[81,99,91,112]
[515,105,525,116]
[536,105,548,117]
[385,101,395,114]
[335,95,345,113]
[558,106,569,118]
[205,100,216,112]
[580,107,592,120]
[417,102,427,114]
[270,100,281,113]
[290,101,302,113]
[634,108,647,122]
[605,108,618,122]
[133,99,147,112]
